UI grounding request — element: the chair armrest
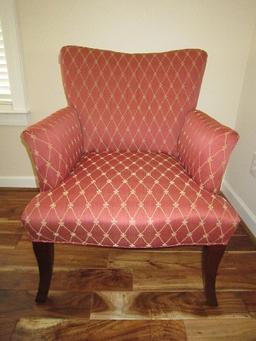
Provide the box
[22,107,84,191]
[177,110,239,193]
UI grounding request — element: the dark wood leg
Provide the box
[202,245,226,306]
[32,242,54,304]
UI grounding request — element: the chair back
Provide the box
[60,46,207,154]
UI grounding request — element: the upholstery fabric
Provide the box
[60,46,207,155]
[22,107,84,191]
[22,152,239,248]
[21,47,240,249]
[177,110,239,193]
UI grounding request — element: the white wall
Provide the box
[223,24,256,235]
[0,0,256,184]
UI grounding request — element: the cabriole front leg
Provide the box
[32,242,54,304]
[202,245,226,306]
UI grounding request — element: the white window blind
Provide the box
[0,0,28,125]
[0,20,12,106]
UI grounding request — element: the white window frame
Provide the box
[0,0,29,126]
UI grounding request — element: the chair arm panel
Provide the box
[177,110,239,193]
[22,107,84,191]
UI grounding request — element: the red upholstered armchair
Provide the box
[21,46,240,306]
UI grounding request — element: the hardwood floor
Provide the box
[0,188,255,340]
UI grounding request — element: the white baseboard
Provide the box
[0,176,37,188]
[222,180,256,237]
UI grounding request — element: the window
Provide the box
[0,20,12,107]
[0,0,28,125]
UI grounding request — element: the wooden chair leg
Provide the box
[202,245,226,306]
[32,242,54,304]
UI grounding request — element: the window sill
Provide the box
[0,111,30,126]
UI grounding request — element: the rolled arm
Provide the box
[22,107,84,191]
[177,110,239,193]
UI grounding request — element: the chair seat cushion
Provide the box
[22,152,239,248]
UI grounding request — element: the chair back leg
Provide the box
[202,245,226,306]
[33,242,54,304]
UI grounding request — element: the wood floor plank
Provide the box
[49,268,133,291]
[217,269,256,291]
[0,268,133,291]
[0,218,24,251]
[133,268,203,291]
[184,318,256,341]
[222,252,256,268]
[12,319,152,341]
[150,320,187,341]
[12,318,187,341]
[0,189,37,221]
[91,291,249,320]
[0,249,38,267]
[0,232,22,248]
[227,235,256,251]
[108,250,202,270]
[0,317,18,341]
[239,220,256,244]
[0,201,29,221]
[234,224,248,236]
[0,248,109,269]
[0,220,23,233]
[240,291,256,317]
[0,290,92,319]
[132,256,256,291]
[91,291,152,320]
[147,291,249,319]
